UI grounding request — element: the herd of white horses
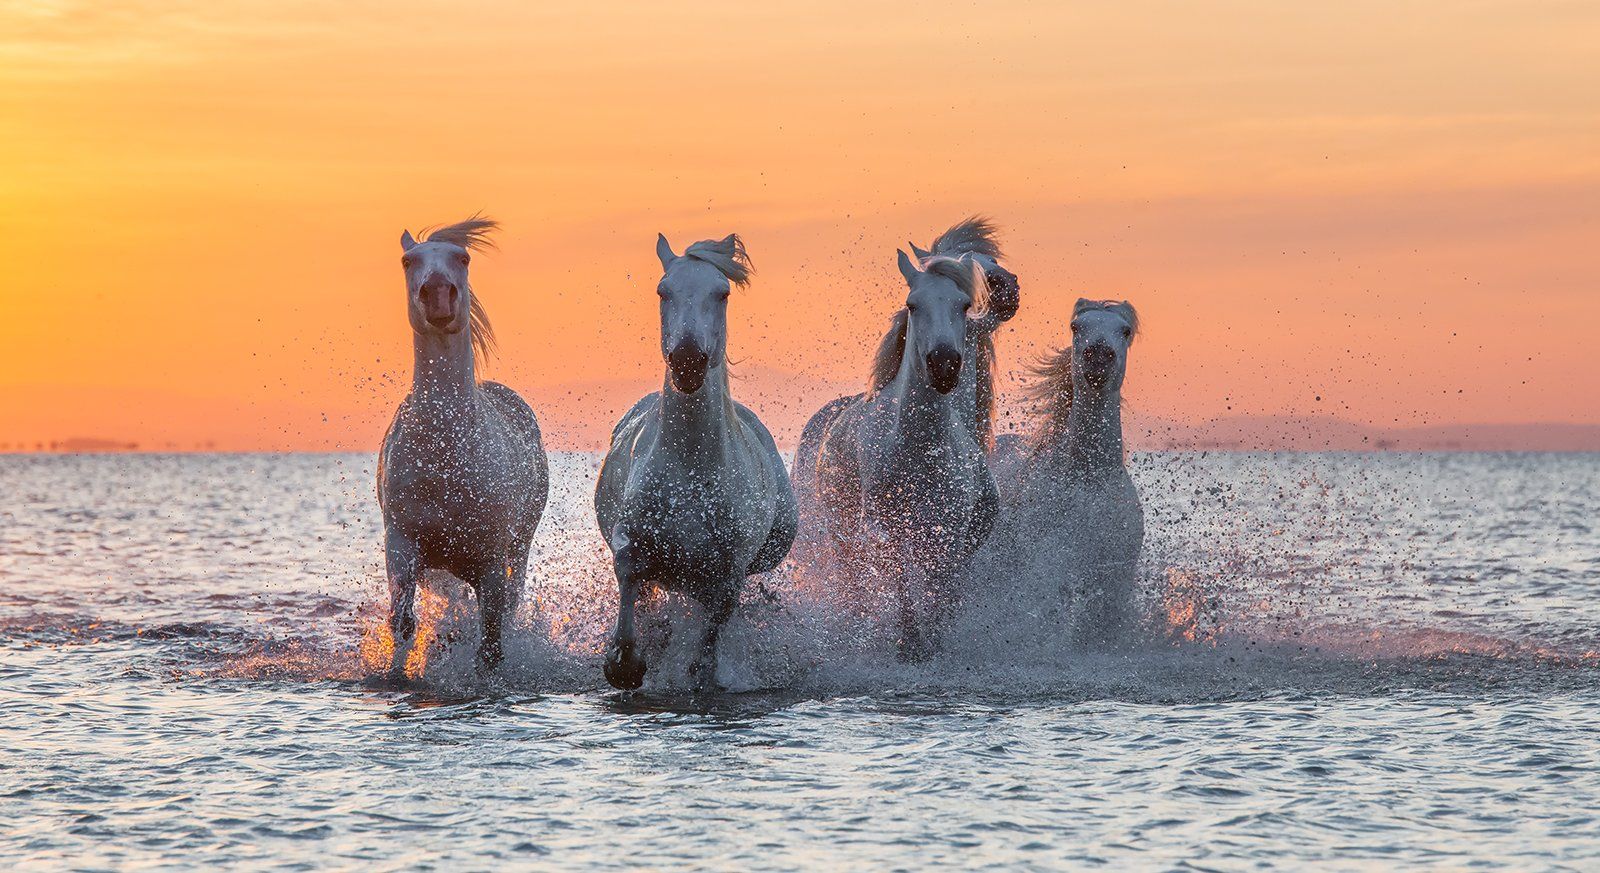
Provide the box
[377,215,1142,689]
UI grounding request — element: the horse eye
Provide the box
[1123,327,1132,339]
[401,256,414,269]
[1071,322,1081,332]
[457,253,470,266]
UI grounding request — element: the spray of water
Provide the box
[203,452,1596,696]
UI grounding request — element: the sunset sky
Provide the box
[2,1,1596,450]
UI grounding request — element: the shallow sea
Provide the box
[2,452,1597,870]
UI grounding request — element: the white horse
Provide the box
[791,218,1019,660]
[594,233,796,690]
[990,298,1143,647]
[377,216,549,675]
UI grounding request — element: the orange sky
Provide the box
[2,1,1597,450]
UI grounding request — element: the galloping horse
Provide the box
[378,216,549,675]
[594,234,796,690]
[791,218,1019,660]
[991,298,1143,647]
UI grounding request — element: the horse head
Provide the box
[896,249,982,395]
[916,216,1018,324]
[1071,298,1139,394]
[654,233,751,394]
[399,216,498,359]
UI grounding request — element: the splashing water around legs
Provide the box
[1158,568,1220,646]
[360,582,451,681]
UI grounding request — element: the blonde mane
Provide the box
[921,255,990,316]
[419,214,500,361]
[1023,300,1140,456]
[682,234,754,287]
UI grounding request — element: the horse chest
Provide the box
[385,465,514,545]
[867,442,982,524]
[626,473,760,575]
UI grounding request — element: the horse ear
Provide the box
[897,249,920,285]
[1113,301,1139,337]
[1073,297,1095,315]
[400,230,417,252]
[656,233,677,270]
[909,242,931,261]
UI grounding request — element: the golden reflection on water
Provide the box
[358,584,449,680]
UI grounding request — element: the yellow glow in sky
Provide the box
[1,1,1597,449]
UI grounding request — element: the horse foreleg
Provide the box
[603,528,648,690]
[895,567,934,664]
[689,595,736,691]
[1074,558,1137,651]
[384,530,421,680]
[507,537,532,622]
[473,562,514,672]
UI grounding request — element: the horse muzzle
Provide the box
[1081,343,1116,384]
[926,346,962,394]
[420,277,459,329]
[667,340,709,394]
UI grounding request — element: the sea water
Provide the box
[2,452,1596,869]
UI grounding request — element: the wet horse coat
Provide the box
[378,217,549,674]
[989,299,1143,647]
[594,234,796,689]
[792,218,1019,659]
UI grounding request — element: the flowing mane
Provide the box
[683,234,754,287]
[927,215,1003,261]
[866,309,910,397]
[421,214,500,361]
[922,255,989,315]
[1023,300,1140,456]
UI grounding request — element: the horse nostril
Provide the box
[667,340,709,393]
[669,341,708,371]
[420,277,459,327]
[925,347,962,393]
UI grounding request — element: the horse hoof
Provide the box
[363,669,407,690]
[604,644,646,690]
[687,659,721,692]
[391,613,416,642]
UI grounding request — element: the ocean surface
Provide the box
[2,451,1597,870]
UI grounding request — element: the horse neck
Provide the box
[658,364,737,460]
[882,323,955,443]
[1060,379,1124,474]
[411,327,477,415]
